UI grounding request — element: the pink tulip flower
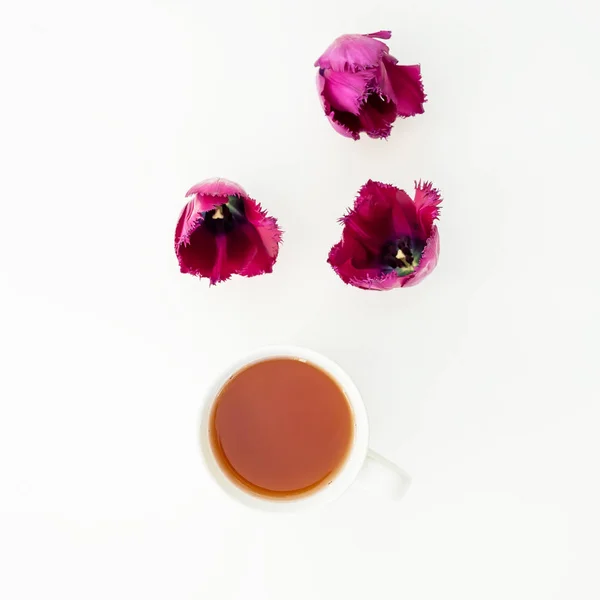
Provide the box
[315,30,425,140]
[175,178,282,285]
[328,180,441,289]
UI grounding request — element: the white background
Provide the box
[1,0,599,598]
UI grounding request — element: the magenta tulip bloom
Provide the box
[315,30,425,140]
[328,180,441,290]
[174,178,282,285]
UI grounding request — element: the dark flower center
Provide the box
[381,237,424,277]
[203,195,246,235]
[364,93,393,114]
[331,91,396,137]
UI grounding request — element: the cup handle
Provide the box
[355,449,411,500]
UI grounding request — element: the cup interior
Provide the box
[199,346,369,511]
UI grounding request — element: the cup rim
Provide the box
[198,345,370,511]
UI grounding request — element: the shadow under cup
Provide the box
[206,355,357,500]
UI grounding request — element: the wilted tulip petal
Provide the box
[328,180,442,290]
[315,31,426,140]
[174,178,282,285]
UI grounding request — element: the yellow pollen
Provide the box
[212,206,224,219]
[395,248,411,269]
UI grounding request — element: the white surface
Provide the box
[0,0,599,598]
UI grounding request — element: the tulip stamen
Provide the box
[395,248,412,269]
[212,206,225,220]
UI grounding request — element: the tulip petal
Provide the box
[328,92,399,139]
[328,111,362,140]
[174,197,201,246]
[354,180,419,240]
[317,74,360,140]
[315,32,391,72]
[356,272,404,291]
[186,177,248,199]
[238,224,278,277]
[401,226,440,287]
[358,94,397,139]
[319,69,374,114]
[327,113,360,139]
[328,235,403,291]
[244,199,283,260]
[379,59,425,117]
[224,225,258,275]
[328,234,382,288]
[413,180,442,237]
[341,192,394,254]
[366,30,392,40]
[210,234,228,284]
[176,221,216,278]
[205,226,267,285]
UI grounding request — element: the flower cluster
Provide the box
[174,31,442,290]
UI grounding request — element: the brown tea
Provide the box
[209,357,354,498]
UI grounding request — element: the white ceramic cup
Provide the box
[199,346,411,511]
